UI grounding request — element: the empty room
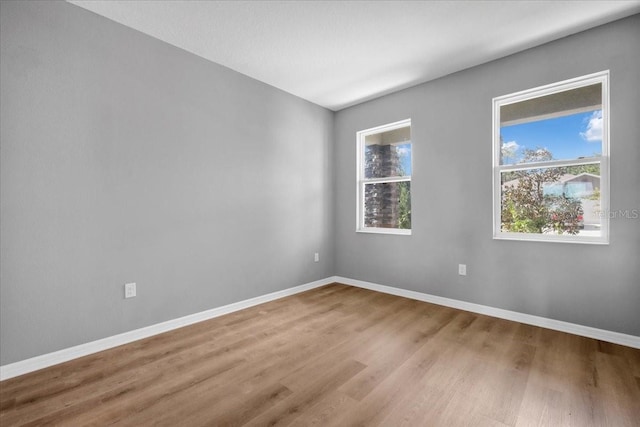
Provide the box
[1,1,639,425]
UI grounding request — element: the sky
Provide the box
[500,109,602,165]
[396,143,412,175]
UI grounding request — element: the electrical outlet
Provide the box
[314,252,320,262]
[458,264,467,276]
[125,282,136,298]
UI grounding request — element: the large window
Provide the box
[493,71,609,244]
[357,119,412,234]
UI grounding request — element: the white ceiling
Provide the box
[68,1,640,111]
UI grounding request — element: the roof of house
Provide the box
[502,173,600,189]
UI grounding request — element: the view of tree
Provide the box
[398,181,411,229]
[565,163,600,175]
[501,148,583,235]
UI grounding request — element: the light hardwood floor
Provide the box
[1,283,639,426]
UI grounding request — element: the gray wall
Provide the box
[334,14,640,337]
[0,1,334,365]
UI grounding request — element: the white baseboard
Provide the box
[0,277,334,381]
[3,275,638,381]
[335,276,640,350]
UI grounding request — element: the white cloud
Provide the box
[396,146,410,157]
[580,110,603,142]
[501,140,519,159]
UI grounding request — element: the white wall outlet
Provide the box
[124,282,136,298]
[458,264,467,276]
[314,252,320,262]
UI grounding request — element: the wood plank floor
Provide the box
[1,283,639,426]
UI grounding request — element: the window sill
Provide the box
[494,232,608,245]
[357,228,412,236]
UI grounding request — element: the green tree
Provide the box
[398,181,411,229]
[565,163,600,175]
[501,148,583,235]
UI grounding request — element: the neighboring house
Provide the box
[503,173,601,227]
[547,173,600,198]
[558,173,601,226]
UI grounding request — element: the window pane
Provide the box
[501,164,601,236]
[364,181,411,229]
[499,82,603,165]
[500,110,602,165]
[364,126,411,178]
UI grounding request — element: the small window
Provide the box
[493,71,609,244]
[357,119,412,234]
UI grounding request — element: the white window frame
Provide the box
[492,71,610,244]
[357,119,412,235]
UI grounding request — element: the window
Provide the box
[357,119,412,234]
[493,71,609,244]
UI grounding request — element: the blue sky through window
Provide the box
[500,110,602,164]
[396,143,411,175]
